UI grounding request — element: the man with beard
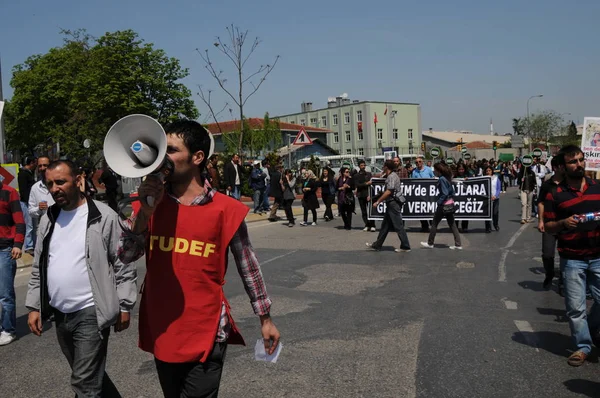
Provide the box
[26,160,136,395]
[224,153,243,200]
[118,120,280,397]
[544,145,600,367]
[28,156,54,228]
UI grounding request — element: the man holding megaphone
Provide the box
[116,118,280,397]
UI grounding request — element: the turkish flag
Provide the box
[358,122,363,132]
[374,113,378,124]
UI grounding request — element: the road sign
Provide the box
[292,127,313,145]
[430,147,440,158]
[512,135,525,149]
[522,155,533,166]
[532,148,543,158]
[446,157,455,165]
[464,153,472,161]
[461,147,467,154]
[0,163,18,189]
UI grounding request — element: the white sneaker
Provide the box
[449,246,463,250]
[0,331,16,346]
[363,227,369,231]
[420,242,434,248]
[370,227,377,232]
[311,222,317,226]
[395,248,411,253]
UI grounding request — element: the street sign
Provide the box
[522,155,533,166]
[446,157,455,165]
[430,147,440,158]
[464,153,472,161]
[0,163,19,189]
[512,135,525,149]
[532,148,543,158]
[292,127,313,145]
[461,147,467,154]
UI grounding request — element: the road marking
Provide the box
[261,250,298,266]
[501,297,518,310]
[498,223,529,282]
[513,320,539,352]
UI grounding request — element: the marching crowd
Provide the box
[0,122,599,397]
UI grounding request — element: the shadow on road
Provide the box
[563,379,600,397]
[15,312,54,339]
[536,307,568,323]
[528,266,545,275]
[512,330,572,358]
[518,280,547,292]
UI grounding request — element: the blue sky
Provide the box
[1,0,599,135]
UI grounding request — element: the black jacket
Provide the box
[354,170,372,199]
[224,161,243,189]
[301,179,320,210]
[18,168,35,202]
[269,170,283,198]
[518,167,537,192]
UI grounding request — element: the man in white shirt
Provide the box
[26,160,136,397]
[28,156,54,233]
[531,156,547,217]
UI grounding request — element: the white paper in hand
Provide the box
[254,338,282,363]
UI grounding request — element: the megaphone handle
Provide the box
[147,196,156,207]
[144,171,166,208]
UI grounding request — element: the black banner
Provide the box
[368,177,492,221]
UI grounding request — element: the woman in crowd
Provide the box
[502,162,511,193]
[421,162,462,250]
[300,170,320,226]
[282,169,297,227]
[320,167,336,221]
[484,165,501,233]
[337,167,355,230]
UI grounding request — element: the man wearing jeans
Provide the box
[18,156,36,254]
[544,145,600,367]
[366,160,411,253]
[26,160,137,396]
[0,180,25,346]
[224,154,243,200]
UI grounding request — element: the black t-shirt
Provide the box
[538,178,559,205]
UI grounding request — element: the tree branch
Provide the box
[242,55,280,106]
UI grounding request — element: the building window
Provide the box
[358,148,364,156]
[290,120,296,125]
[393,129,398,140]
[345,131,351,142]
[408,129,413,139]
[377,129,383,140]
[356,110,362,122]
[409,146,414,154]
[344,112,350,124]
[346,149,352,154]
[310,117,317,126]
[358,131,364,140]
[300,119,306,126]
[333,114,338,126]
[333,132,339,143]
[321,116,327,127]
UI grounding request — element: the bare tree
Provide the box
[197,25,279,155]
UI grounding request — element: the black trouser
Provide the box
[53,306,120,398]
[455,220,469,231]
[339,203,353,229]
[304,208,317,223]
[155,342,227,398]
[358,197,375,228]
[485,199,500,230]
[542,232,558,279]
[322,194,335,220]
[372,200,410,250]
[283,199,295,223]
[420,220,430,232]
[428,206,461,246]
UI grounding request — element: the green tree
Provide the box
[221,113,282,157]
[512,118,524,135]
[568,121,578,140]
[5,29,198,160]
[523,110,565,145]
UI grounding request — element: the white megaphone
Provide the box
[104,114,173,209]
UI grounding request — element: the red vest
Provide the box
[136,192,249,363]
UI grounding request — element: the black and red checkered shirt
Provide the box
[544,177,600,260]
[0,183,25,249]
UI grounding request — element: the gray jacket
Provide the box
[26,199,137,331]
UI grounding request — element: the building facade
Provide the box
[276,98,421,157]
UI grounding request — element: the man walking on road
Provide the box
[355,160,376,232]
[366,159,411,253]
[268,164,284,222]
[544,145,600,367]
[118,120,280,397]
[18,156,36,254]
[411,155,434,232]
[0,179,25,346]
[28,156,54,236]
[26,160,137,396]
[224,154,243,200]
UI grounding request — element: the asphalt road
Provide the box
[2,186,598,397]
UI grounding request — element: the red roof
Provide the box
[449,141,492,150]
[204,118,332,135]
